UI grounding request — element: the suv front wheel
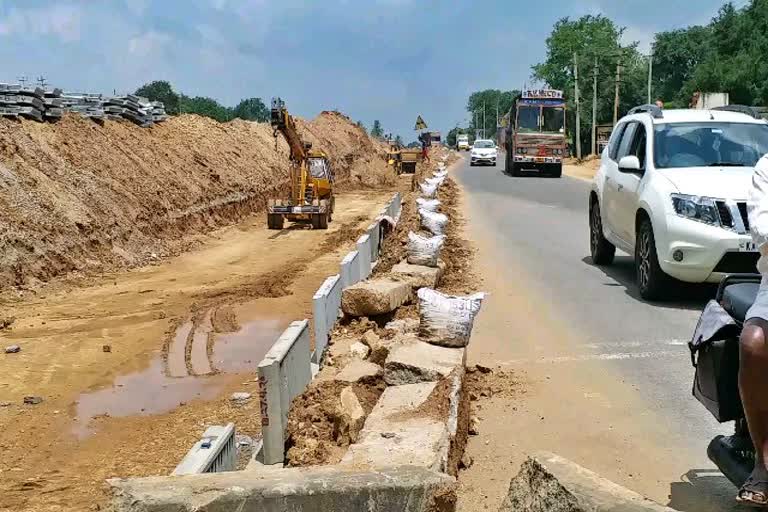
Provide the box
[635,217,672,300]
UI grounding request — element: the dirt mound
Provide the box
[0,111,395,291]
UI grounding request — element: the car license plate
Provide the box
[535,157,544,163]
[739,240,758,252]
[292,207,302,214]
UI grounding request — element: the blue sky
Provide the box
[0,0,746,141]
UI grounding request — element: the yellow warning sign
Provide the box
[414,115,428,130]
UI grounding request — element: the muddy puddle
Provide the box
[74,308,286,438]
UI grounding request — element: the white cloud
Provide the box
[128,31,172,58]
[621,25,653,54]
[0,4,82,42]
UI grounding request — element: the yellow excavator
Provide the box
[267,97,335,230]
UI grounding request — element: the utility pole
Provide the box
[647,52,653,104]
[613,57,621,126]
[482,103,486,139]
[592,57,598,156]
[574,52,582,160]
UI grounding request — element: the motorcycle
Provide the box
[690,273,761,488]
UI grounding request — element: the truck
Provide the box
[504,89,567,178]
[457,134,470,151]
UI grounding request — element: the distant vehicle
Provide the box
[504,89,567,178]
[457,134,470,151]
[469,139,497,166]
[589,104,768,300]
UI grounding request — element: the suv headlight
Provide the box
[671,194,720,226]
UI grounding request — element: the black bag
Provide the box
[690,299,743,423]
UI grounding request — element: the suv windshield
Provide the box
[654,122,768,169]
[474,140,494,148]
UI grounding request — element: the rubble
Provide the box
[4,345,21,354]
[341,279,411,317]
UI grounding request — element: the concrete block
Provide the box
[340,251,361,289]
[257,320,312,465]
[172,423,236,475]
[340,382,451,473]
[312,274,342,364]
[335,360,383,384]
[349,341,370,359]
[341,279,411,317]
[384,340,465,386]
[109,465,457,512]
[356,234,372,280]
[500,452,676,512]
[338,387,366,444]
[391,260,446,290]
[384,318,419,336]
[367,222,381,262]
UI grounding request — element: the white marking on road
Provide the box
[583,339,688,349]
[498,350,682,366]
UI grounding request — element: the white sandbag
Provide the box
[416,197,441,212]
[417,288,485,347]
[433,169,448,178]
[419,208,448,236]
[420,181,438,198]
[406,232,445,267]
[426,176,445,187]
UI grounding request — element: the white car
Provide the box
[589,105,768,300]
[470,139,498,166]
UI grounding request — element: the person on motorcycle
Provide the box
[739,155,768,505]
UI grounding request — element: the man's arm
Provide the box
[748,156,768,251]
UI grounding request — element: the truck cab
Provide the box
[457,134,470,151]
[505,89,567,178]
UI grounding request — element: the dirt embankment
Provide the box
[0,111,394,291]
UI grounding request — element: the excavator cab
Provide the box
[267,97,335,230]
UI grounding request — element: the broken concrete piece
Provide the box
[336,387,366,444]
[384,340,465,386]
[500,451,676,512]
[362,331,417,366]
[23,396,42,405]
[230,392,252,402]
[4,345,20,354]
[341,382,451,473]
[384,318,419,335]
[349,341,370,359]
[335,360,382,384]
[390,260,445,289]
[109,465,456,512]
[341,279,411,317]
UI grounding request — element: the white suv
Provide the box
[589,105,768,300]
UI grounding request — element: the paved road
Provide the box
[455,157,740,511]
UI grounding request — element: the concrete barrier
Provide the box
[257,320,312,465]
[389,192,402,220]
[312,275,342,364]
[367,222,381,263]
[172,423,236,475]
[109,465,457,512]
[340,250,361,289]
[356,234,372,280]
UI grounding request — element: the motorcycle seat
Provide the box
[722,282,760,323]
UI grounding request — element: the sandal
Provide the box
[738,476,768,507]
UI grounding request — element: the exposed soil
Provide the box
[284,378,385,466]
[0,111,393,293]
[563,156,601,181]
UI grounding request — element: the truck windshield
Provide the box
[653,122,768,169]
[518,106,539,132]
[542,107,565,133]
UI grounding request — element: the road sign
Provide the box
[414,115,428,130]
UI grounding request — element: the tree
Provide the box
[370,120,384,138]
[134,80,180,115]
[447,127,473,147]
[232,98,269,122]
[651,26,712,104]
[395,135,403,146]
[356,120,367,134]
[532,15,646,155]
[179,95,233,122]
[466,89,520,141]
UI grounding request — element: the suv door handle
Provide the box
[617,184,624,191]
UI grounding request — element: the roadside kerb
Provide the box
[367,222,381,263]
[312,275,342,364]
[257,320,312,465]
[109,465,457,512]
[356,234,372,280]
[340,250,361,289]
[172,423,236,475]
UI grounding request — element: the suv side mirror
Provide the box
[618,155,641,173]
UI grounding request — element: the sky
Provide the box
[0,0,749,141]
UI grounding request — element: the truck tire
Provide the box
[549,164,562,178]
[511,163,523,177]
[589,200,615,265]
[636,217,672,301]
[267,213,284,230]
